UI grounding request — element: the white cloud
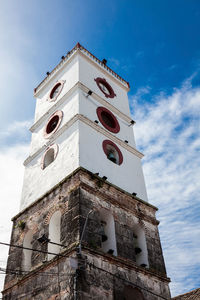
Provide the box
[131,78,200,296]
[0,122,30,295]
[0,120,32,141]
[0,76,199,298]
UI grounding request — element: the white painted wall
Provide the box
[132,224,149,267]
[23,230,33,271]
[48,210,61,260]
[99,208,117,256]
[20,51,148,211]
[21,117,147,210]
[34,54,79,122]
[20,123,79,210]
[30,88,136,157]
[30,90,79,155]
[79,122,148,201]
[78,55,131,116]
[79,91,136,148]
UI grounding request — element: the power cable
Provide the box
[87,262,169,300]
[0,241,169,299]
[0,267,74,277]
[0,241,66,257]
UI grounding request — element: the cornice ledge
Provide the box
[79,82,133,124]
[25,114,143,166]
[30,82,79,132]
[83,247,171,283]
[78,50,129,91]
[34,43,129,96]
[79,114,143,158]
[30,81,134,133]
[34,49,79,97]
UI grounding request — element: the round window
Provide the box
[48,80,65,102]
[94,77,116,98]
[46,115,59,134]
[102,140,123,165]
[44,111,63,138]
[97,107,120,133]
[50,83,62,99]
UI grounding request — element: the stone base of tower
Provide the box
[2,168,171,300]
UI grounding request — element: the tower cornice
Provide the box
[34,43,130,97]
[24,114,143,167]
[12,167,158,223]
[30,82,134,133]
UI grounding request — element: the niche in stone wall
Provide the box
[123,286,144,300]
[48,210,61,260]
[132,224,149,268]
[99,208,117,256]
[23,230,33,271]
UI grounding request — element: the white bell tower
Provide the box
[3,43,171,300]
[20,42,148,210]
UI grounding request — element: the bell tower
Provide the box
[3,43,171,299]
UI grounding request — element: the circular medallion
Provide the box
[43,111,63,138]
[102,140,123,165]
[97,107,120,133]
[94,77,116,98]
[48,80,65,102]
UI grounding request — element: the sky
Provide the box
[0,0,200,297]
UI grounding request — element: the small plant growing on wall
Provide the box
[96,179,104,188]
[15,220,26,230]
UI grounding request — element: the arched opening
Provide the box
[48,211,61,260]
[99,209,117,256]
[102,140,123,165]
[123,286,144,300]
[44,148,54,168]
[23,230,33,271]
[132,224,149,268]
[41,144,58,170]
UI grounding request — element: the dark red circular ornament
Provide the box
[102,140,123,165]
[48,80,65,102]
[97,107,120,133]
[94,77,116,98]
[44,111,63,138]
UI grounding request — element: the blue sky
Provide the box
[0,0,200,297]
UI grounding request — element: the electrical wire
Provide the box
[0,241,66,257]
[0,241,169,299]
[0,267,74,277]
[87,262,169,300]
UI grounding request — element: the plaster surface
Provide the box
[78,54,131,116]
[79,121,148,202]
[20,123,79,210]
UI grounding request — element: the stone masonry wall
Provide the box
[3,168,170,300]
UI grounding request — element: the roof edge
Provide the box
[34,42,130,95]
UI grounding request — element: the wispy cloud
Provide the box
[0,121,30,294]
[130,75,200,296]
[136,50,144,58]
[0,120,32,148]
[168,64,178,71]
[108,57,135,72]
[0,77,199,297]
